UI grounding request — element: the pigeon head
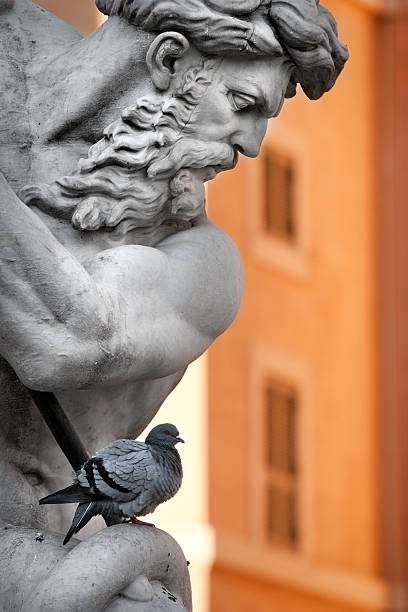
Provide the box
[145,423,184,447]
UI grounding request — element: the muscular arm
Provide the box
[0,173,243,390]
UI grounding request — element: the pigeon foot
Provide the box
[129,516,156,527]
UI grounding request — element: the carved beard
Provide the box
[20,61,237,239]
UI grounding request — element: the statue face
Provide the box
[178,54,293,158]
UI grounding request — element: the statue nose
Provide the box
[233,136,262,158]
[232,119,267,158]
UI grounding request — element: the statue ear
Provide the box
[146,33,190,91]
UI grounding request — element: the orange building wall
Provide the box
[208,1,384,610]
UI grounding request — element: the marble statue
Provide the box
[0,0,348,610]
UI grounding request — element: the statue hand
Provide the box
[0,524,191,612]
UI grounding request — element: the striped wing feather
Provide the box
[77,440,155,503]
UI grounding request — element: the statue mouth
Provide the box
[232,147,241,166]
[207,145,240,176]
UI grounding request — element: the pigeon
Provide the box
[39,423,184,545]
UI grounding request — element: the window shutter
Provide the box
[263,150,295,242]
[264,380,298,548]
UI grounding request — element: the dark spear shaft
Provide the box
[27,388,120,527]
[27,389,89,472]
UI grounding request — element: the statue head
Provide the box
[21,0,348,237]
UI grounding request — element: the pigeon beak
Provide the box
[176,437,185,444]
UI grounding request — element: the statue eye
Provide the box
[229,91,257,112]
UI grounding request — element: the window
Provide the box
[263,150,296,242]
[248,344,309,553]
[263,379,298,548]
[244,130,308,276]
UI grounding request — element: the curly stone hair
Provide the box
[95,0,348,100]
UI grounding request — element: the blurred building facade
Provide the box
[26,1,408,610]
[207,0,408,611]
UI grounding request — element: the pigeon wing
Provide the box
[77,440,145,499]
[79,445,153,503]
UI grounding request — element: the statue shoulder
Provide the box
[85,217,243,350]
[157,217,244,339]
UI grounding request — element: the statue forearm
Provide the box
[0,173,113,388]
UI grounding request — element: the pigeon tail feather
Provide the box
[39,483,95,505]
[63,501,97,545]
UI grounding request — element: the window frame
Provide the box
[248,341,313,556]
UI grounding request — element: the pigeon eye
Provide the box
[164,430,171,435]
